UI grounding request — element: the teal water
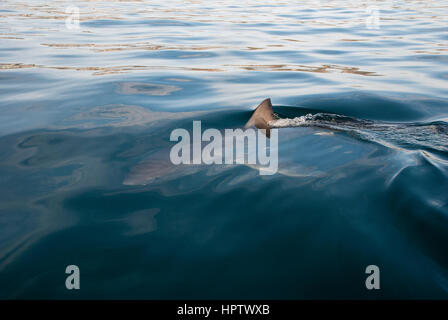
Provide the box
[0,0,448,299]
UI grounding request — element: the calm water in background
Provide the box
[0,0,448,299]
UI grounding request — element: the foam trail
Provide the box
[269,113,448,154]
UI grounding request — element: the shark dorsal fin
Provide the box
[245,98,274,138]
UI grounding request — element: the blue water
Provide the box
[0,0,448,299]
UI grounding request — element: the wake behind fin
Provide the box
[245,98,274,138]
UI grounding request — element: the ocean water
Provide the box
[0,0,448,299]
